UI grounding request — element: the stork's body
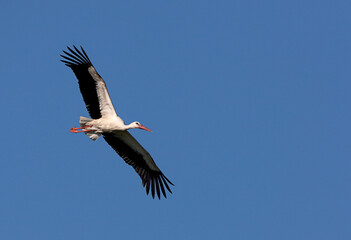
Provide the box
[61,46,173,199]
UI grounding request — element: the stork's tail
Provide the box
[79,116,93,127]
[79,116,101,141]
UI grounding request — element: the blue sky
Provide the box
[1,0,350,239]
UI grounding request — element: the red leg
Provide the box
[70,129,94,133]
[70,125,93,133]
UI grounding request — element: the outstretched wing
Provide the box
[61,46,117,119]
[103,131,174,199]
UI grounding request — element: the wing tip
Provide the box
[143,172,173,199]
[60,45,92,67]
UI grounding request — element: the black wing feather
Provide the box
[61,54,82,65]
[68,46,87,63]
[103,132,174,199]
[61,46,101,119]
[158,176,166,197]
[80,46,92,62]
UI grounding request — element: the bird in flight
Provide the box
[61,46,173,199]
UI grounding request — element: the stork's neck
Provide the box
[123,121,152,132]
[125,122,137,130]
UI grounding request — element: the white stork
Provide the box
[61,46,173,199]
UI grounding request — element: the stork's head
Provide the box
[131,121,152,132]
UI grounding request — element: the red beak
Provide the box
[139,125,152,132]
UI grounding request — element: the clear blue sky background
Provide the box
[1,1,350,239]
